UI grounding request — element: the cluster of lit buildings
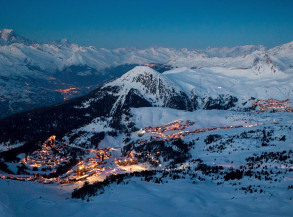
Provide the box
[140,121,258,143]
[114,158,138,166]
[55,87,79,100]
[0,139,139,185]
[64,148,114,183]
[145,120,194,134]
[21,135,70,169]
[252,99,293,113]
[114,150,138,166]
[0,118,264,185]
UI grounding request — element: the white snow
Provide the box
[130,107,250,129]
[0,29,292,77]
[0,176,292,217]
[163,67,293,105]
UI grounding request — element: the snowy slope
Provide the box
[268,41,293,73]
[130,108,253,129]
[0,176,292,217]
[163,66,292,108]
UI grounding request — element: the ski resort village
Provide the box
[1,9,293,215]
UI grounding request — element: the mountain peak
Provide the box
[1,28,13,34]
[0,29,15,41]
[0,28,32,45]
[252,55,281,75]
[123,66,159,76]
[103,66,191,115]
[104,66,163,88]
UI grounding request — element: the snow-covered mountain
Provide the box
[1,29,292,73]
[252,55,280,75]
[0,29,33,46]
[1,29,293,76]
[267,41,293,73]
[103,66,192,115]
[1,29,293,119]
[0,29,270,75]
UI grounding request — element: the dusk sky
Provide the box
[1,0,293,49]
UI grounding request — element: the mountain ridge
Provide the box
[0,29,292,119]
[2,28,292,72]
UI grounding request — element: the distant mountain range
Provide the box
[0,29,293,119]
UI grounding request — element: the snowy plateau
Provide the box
[0,29,292,217]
